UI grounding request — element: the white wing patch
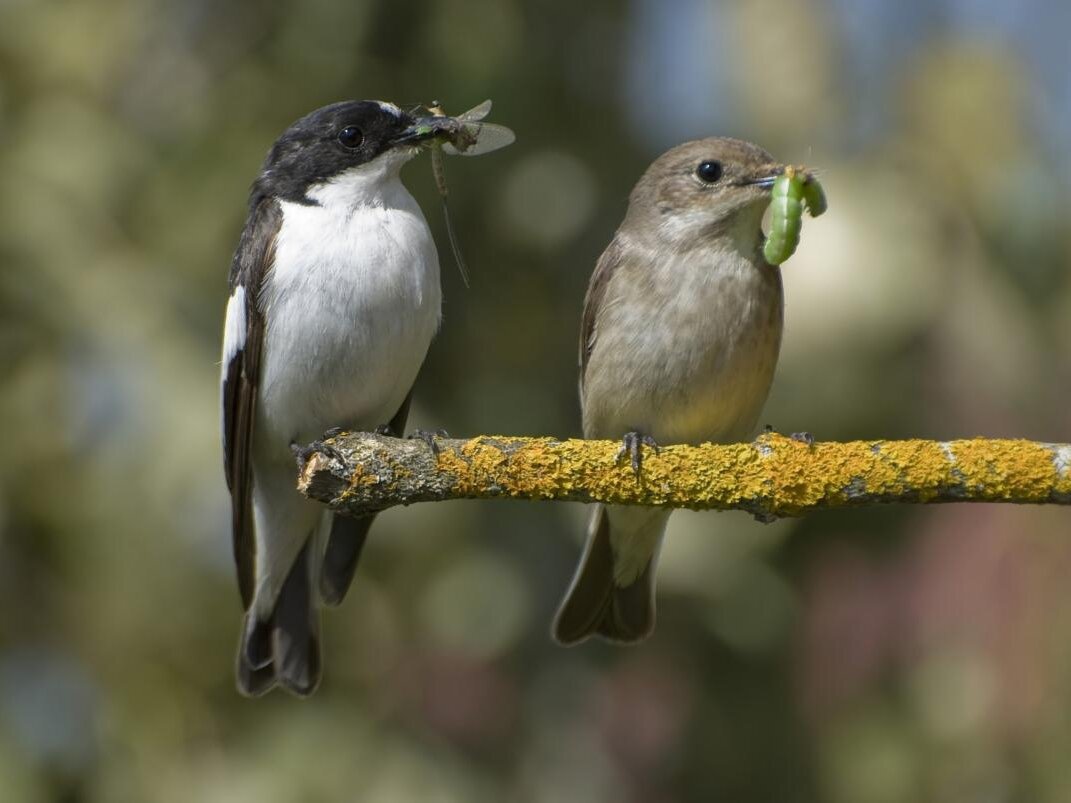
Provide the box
[222,284,247,372]
[376,101,404,118]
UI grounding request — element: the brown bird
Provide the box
[553,138,787,645]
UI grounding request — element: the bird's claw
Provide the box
[408,428,449,455]
[760,425,815,447]
[615,431,660,478]
[291,439,345,470]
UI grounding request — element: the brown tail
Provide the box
[552,505,659,645]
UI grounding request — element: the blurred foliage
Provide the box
[1,0,1070,800]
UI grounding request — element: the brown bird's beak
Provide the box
[738,163,786,190]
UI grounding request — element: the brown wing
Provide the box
[578,237,624,398]
[222,197,281,609]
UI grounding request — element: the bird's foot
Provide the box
[760,424,815,447]
[291,439,345,470]
[615,431,660,479]
[408,428,449,455]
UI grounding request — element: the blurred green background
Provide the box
[2,0,1071,800]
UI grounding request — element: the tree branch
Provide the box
[296,433,1071,520]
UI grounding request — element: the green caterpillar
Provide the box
[763,167,826,265]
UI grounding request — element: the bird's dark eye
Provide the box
[696,160,723,183]
[337,126,364,149]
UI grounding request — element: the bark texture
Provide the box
[297,433,1071,519]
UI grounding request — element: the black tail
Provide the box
[552,505,656,645]
[317,393,413,607]
[319,514,375,606]
[236,540,321,697]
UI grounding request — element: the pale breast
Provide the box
[257,191,441,449]
[582,247,783,445]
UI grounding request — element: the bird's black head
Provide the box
[252,100,437,205]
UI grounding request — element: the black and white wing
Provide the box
[221,196,281,609]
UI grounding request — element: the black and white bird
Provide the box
[221,101,448,696]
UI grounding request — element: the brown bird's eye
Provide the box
[696,160,723,183]
[337,126,364,149]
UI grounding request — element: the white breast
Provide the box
[257,165,441,454]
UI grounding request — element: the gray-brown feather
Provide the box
[553,505,659,645]
[579,238,624,397]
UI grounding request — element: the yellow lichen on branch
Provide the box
[296,433,1071,519]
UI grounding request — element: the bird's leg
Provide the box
[615,430,661,478]
[407,428,450,456]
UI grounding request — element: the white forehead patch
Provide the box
[376,101,404,118]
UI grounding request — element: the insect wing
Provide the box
[441,122,516,156]
[455,99,493,123]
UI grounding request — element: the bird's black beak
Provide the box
[389,115,454,148]
[739,164,786,190]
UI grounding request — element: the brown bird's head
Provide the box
[624,137,784,249]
